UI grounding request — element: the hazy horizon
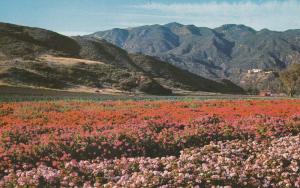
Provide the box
[1,0,300,36]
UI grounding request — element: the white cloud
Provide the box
[132,0,300,31]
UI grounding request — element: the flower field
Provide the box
[0,100,300,187]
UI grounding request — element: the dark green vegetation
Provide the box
[90,23,300,92]
[0,22,244,95]
[0,85,290,102]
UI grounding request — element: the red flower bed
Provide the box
[0,100,300,187]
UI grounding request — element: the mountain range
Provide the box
[88,22,300,92]
[0,22,244,95]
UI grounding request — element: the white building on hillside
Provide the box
[248,69,262,74]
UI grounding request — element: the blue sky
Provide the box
[0,0,300,35]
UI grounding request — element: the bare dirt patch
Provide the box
[38,55,105,65]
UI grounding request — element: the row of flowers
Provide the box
[1,114,300,172]
[1,134,300,187]
[1,100,300,186]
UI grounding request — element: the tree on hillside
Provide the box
[279,64,300,97]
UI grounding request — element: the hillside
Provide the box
[0,22,243,95]
[130,54,244,93]
[89,23,300,91]
[239,71,282,94]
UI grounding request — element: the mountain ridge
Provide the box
[0,22,244,95]
[88,23,300,91]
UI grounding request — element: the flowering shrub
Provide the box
[0,100,300,187]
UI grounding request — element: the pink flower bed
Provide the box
[0,100,300,187]
[1,135,300,187]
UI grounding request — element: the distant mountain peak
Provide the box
[89,22,300,93]
[216,24,256,33]
[165,22,183,27]
[259,28,271,32]
[164,22,184,28]
[111,28,128,32]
